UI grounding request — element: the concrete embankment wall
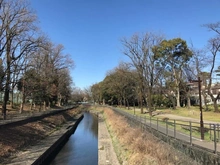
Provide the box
[32,114,84,165]
[113,108,220,165]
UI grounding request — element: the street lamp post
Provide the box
[190,76,204,140]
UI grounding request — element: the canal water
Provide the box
[50,112,98,165]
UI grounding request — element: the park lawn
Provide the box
[163,106,220,123]
[117,106,220,123]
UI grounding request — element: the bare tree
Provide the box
[121,32,164,115]
[57,69,73,106]
[91,83,102,104]
[21,42,74,110]
[203,22,220,112]
[0,0,41,119]
[48,44,74,107]
[186,47,210,110]
[207,37,220,112]
[83,86,93,103]
[71,87,84,104]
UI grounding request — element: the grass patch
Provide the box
[117,106,220,123]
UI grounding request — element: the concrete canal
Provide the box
[50,112,98,165]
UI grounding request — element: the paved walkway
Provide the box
[98,114,120,165]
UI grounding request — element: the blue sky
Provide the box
[30,0,220,89]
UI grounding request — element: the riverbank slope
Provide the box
[0,107,82,164]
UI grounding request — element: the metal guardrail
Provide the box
[110,107,220,154]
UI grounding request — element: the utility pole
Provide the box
[198,77,204,140]
[190,77,204,140]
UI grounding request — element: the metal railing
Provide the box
[111,107,220,154]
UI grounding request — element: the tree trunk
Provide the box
[213,99,219,112]
[187,94,191,109]
[10,91,14,109]
[119,99,122,107]
[138,97,140,109]
[30,95,34,111]
[20,102,24,113]
[30,101,33,111]
[48,101,51,109]
[0,92,2,102]
[202,92,209,111]
[43,101,46,111]
[122,97,125,107]
[126,99,129,109]
[2,32,11,120]
[16,93,19,105]
[204,100,208,111]
[140,101,143,113]
[139,92,144,114]
[19,78,25,113]
[147,88,153,116]
[176,87,181,108]
[171,96,176,109]
[57,94,61,107]
[39,97,42,111]
[2,88,9,120]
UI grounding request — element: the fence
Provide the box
[111,107,220,154]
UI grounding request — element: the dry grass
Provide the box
[102,107,199,165]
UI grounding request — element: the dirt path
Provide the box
[157,114,220,124]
